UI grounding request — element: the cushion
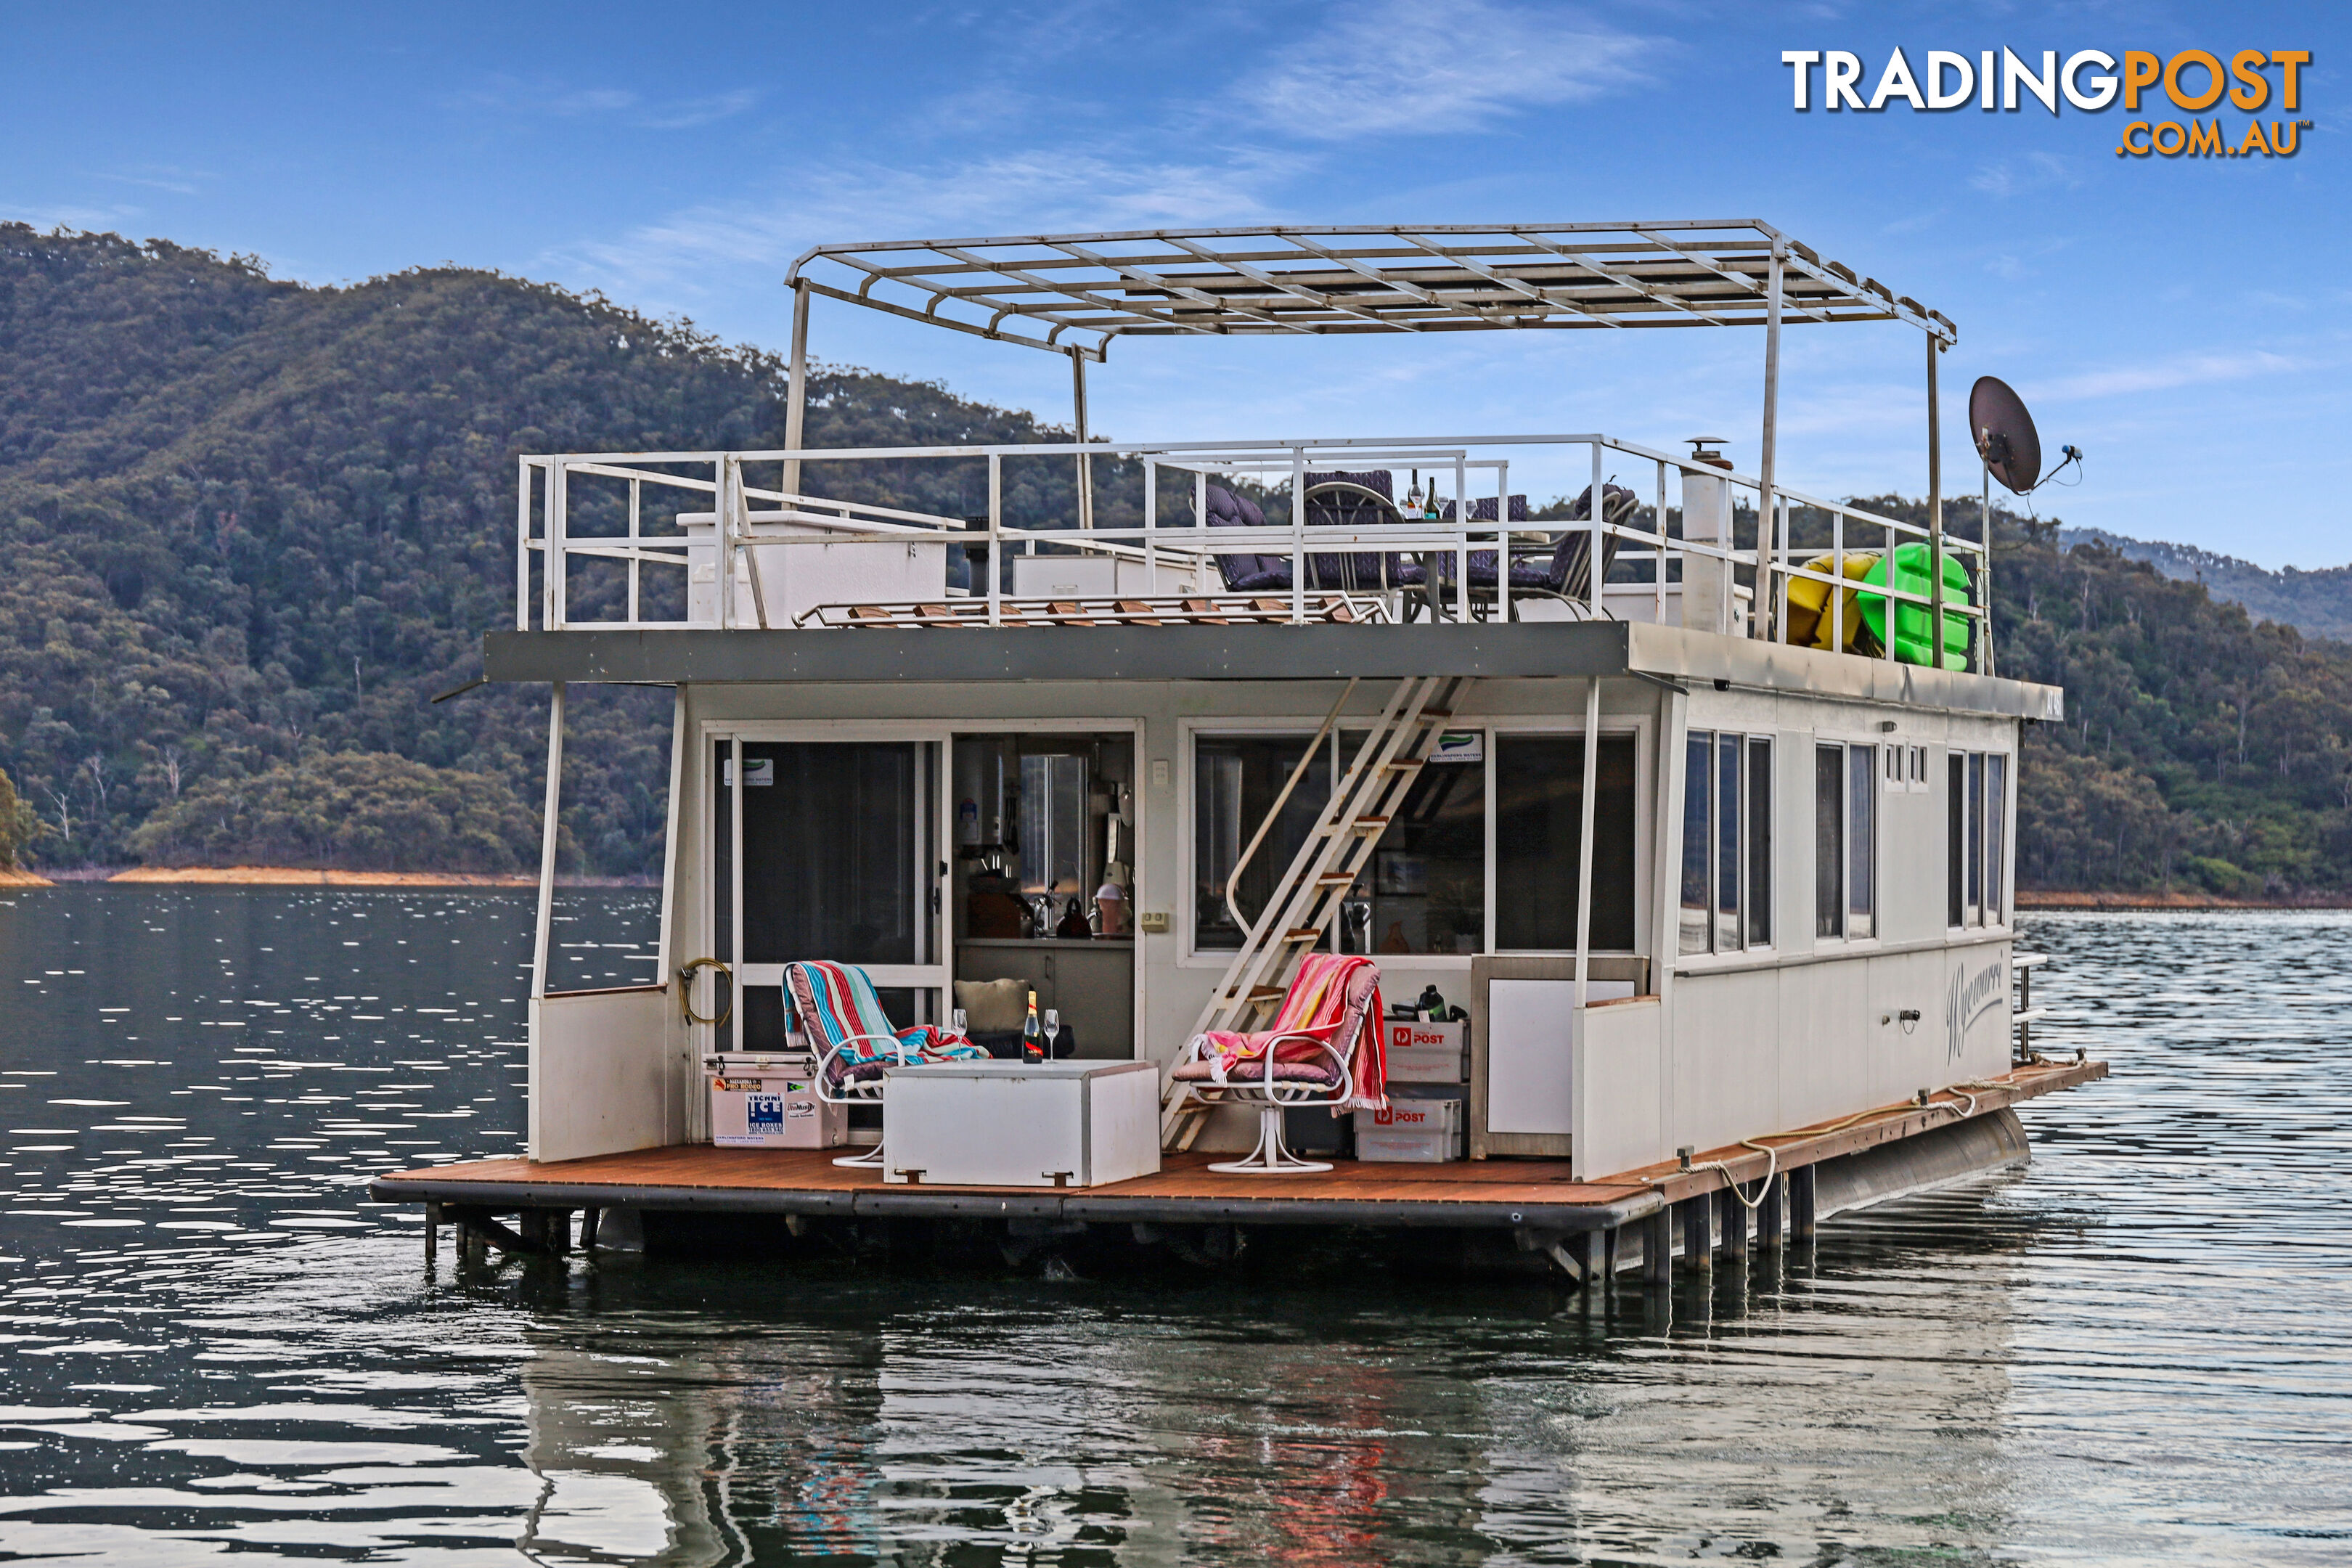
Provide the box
[954,976,1029,1034]
[1170,1060,1342,1085]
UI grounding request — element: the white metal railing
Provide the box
[513,434,1992,671]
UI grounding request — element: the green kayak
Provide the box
[1856,542,1974,669]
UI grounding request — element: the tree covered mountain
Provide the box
[1,224,2348,895]
[0,225,1098,877]
[2057,526,2352,645]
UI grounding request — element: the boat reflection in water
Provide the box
[509,1199,2031,1566]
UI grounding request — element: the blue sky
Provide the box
[3,1,2342,565]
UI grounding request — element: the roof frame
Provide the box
[785,222,1956,359]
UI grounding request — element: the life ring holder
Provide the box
[677,956,733,1029]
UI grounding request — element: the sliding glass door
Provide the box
[712,734,946,1051]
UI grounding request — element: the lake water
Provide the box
[0,887,2345,1564]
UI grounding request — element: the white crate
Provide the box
[1353,1095,1464,1162]
[881,1060,1161,1188]
[1383,1019,1466,1082]
[706,1055,845,1148]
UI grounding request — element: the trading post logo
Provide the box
[1781,49,2311,160]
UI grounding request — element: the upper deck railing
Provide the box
[513,431,1992,674]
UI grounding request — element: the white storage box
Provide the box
[706,1054,845,1149]
[1384,1018,1466,1083]
[1354,1095,1464,1162]
[881,1060,1161,1188]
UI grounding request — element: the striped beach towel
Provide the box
[782,961,984,1077]
[1185,954,1386,1111]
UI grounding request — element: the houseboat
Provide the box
[375,222,2102,1281]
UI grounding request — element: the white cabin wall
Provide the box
[1659,686,2025,1167]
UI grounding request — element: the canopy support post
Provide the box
[530,681,565,1010]
[1927,335,1946,669]
[784,279,811,499]
[1070,348,1093,531]
[1757,240,1783,640]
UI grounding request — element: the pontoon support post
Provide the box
[1757,240,1783,640]
[784,279,811,499]
[1927,335,1946,669]
[1070,348,1093,532]
[531,682,565,1009]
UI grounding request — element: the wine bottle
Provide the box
[1021,990,1045,1063]
[1404,470,1422,515]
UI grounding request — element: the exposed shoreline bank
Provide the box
[2,867,653,889]
[4,867,2343,907]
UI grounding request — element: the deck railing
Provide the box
[514,433,1991,672]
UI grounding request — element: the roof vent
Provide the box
[1686,436,1732,470]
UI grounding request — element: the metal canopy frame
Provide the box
[783,222,1956,359]
[775,219,1964,653]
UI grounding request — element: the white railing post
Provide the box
[1495,460,1511,623]
[1439,454,1458,620]
[714,457,732,631]
[1143,459,1156,586]
[987,452,1003,627]
[1290,446,1306,624]
[627,476,642,626]
[1654,457,1667,626]
[1587,441,1604,619]
[547,460,568,629]
[516,457,533,631]
[1831,507,1846,654]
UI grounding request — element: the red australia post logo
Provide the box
[1388,1024,1453,1050]
[1373,1103,1434,1127]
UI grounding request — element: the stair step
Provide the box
[1349,816,1392,833]
[1281,927,1325,943]
[1222,985,1286,1003]
[1315,873,1356,886]
[1382,759,1424,772]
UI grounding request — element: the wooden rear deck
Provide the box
[373,1058,2104,1233]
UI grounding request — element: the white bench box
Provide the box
[881,1060,1161,1188]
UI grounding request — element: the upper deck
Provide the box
[492,221,2055,720]
[498,429,2057,722]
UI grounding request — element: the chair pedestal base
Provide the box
[1205,1103,1333,1176]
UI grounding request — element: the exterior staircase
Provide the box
[1161,674,1475,1150]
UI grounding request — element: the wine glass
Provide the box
[1042,1008,1061,1059]
[951,1007,968,1039]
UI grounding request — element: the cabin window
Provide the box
[1680,730,1770,955]
[1814,740,1876,941]
[1495,734,1638,952]
[1947,749,2009,928]
[1193,725,1629,957]
[1361,730,1485,956]
[1194,734,1331,951]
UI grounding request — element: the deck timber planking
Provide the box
[372,1058,2104,1232]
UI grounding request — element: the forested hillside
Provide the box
[2,225,2348,894]
[2059,526,2352,645]
[0,226,1095,876]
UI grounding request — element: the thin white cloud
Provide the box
[1232,0,1656,140]
[1969,150,2079,197]
[552,146,1304,299]
[453,77,756,131]
[2035,350,2300,401]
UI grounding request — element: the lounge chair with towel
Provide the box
[1167,953,1386,1174]
[783,960,984,1169]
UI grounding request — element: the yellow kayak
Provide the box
[1783,552,1881,653]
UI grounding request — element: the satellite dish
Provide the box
[1969,376,2042,496]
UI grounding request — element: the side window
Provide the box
[1680,729,1771,955]
[1814,740,1875,942]
[1945,749,2009,928]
